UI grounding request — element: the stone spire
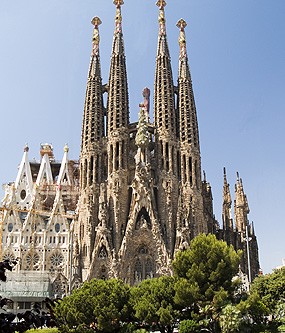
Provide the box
[153,0,176,137]
[77,17,106,281]
[81,17,104,153]
[222,167,233,230]
[234,172,249,232]
[107,0,129,134]
[176,19,206,236]
[177,19,200,149]
[177,19,202,188]
[80,17,105,189]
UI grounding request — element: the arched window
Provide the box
[133,245,155,284]
[145,259,153,279]
[134,259,142,283]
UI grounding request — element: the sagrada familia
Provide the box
[0,0,259,302]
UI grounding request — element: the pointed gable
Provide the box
[57,145,71,186]
[15,145,33,193]
[36,147,54,186]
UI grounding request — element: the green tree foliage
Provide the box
[131,276,177,333]
[172,234,241,329]
[178,319,199,333]
[25,329,59,333]
[237,268,285,332]
[54,278,132,333]
[250,267,285,316]
[238,291,269,326]
[219,304,242,333]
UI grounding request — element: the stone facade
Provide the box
[1,144,79,298]
[0,1,259,293]
[74,1,259,284]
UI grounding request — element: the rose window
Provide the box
[50,252,64,267]
[25,253,40,270]
[3,251,15,262]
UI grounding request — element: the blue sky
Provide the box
[0,0,284,274]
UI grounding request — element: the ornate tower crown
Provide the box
[156,0,167,35]
[114,0,124,33]
[156,0,166,9]
[91,16,102,56]
[177,19,188,65]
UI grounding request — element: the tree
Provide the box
[219,304,242,333]
[172,234,241,330]
[54,278,133,333]
[250,267,285,316]
[238,268,285,331]
[179,319,199,333]
[131,276,177,333]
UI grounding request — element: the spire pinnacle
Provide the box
[156,0,167,35]
[114,0,124,7]
[64,144,69,153]
[177,19,187,61]
[114,0,123,33]
[91,17,101,56]
[223,167,227,184]
[156,0,166,9]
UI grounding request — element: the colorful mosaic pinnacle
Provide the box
[177,18,187,31]
[177,19,187,50]
[114,0,123,33]
[157,0,166,35]
[91,16,102,28]
[156,0,166,9]
[113,0,124,7]
[91,17,101,56]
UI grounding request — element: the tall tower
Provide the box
[77,16,106,280]
[222,167,234,244]
[176,18,207,252]
[153,0,179,256]
[106,0,130,255]
[234,173,259,279]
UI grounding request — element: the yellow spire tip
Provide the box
[91,17,102,27]
[156,0,166,9]
[176,18,187,30]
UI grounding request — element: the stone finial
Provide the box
[91,16,102,28]
[24,143,29,152]
[177,19,187,57]
[156,0,166,9]
[157,1,167,35]
[177,18,187,31]
[91,17,101,56]
[113,0,124,7]
[64,144,69,153]
[114,1,123,33]
[223,167,227,183]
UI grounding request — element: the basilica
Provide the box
[0,0,259,307]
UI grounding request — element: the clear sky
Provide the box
[0,0,284,274]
